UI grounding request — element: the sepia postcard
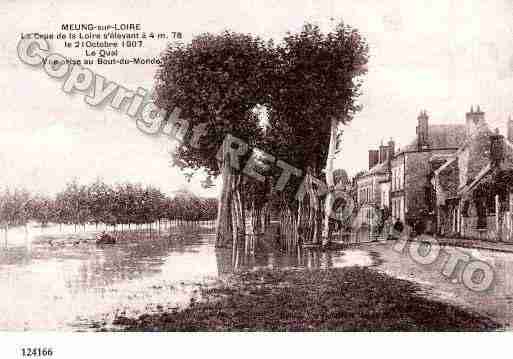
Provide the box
[1,0,513,357]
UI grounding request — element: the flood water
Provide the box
[0,223,374,331]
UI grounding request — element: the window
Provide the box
[381,189,389,207]
[393,165,405,191]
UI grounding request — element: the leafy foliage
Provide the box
[155,31,274,176]
[157,23,368,198]
[0,181,217,229]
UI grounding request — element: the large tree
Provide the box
[155,31,274,247]
[156,23,368,248]
[265,23,368,246]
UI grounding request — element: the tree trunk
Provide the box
[322,118,338,247]
[303,172,321,244]
[216,140,234,247]
[232,174,244,238]
[239,176,246,238]
[296,198,303,246]
[279,204,298,251]
[250,202,262,235]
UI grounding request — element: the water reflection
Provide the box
[0,226,374,331]
[216,236,374,274]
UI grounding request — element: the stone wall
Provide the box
[405,149,455,224]
[461,216,497,240]
[405,152,432,221]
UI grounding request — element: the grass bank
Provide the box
[112,267,500,331]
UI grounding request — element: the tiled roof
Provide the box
[404,124,467,151]
[434,126,513,201]
[430,153,454,162]
[363,161,389,177]
[434,159,459,205]
[456,136,513,196]
[458,163,492,197]
[355,160,389,183]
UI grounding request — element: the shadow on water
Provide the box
[216,235,377,275]
[0,226,377,330]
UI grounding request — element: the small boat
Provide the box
[96,232,116,245]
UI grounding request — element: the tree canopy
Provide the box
[155,22,369,246]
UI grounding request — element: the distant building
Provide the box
[352,105,513,237]
[431,108,513,240]
[389,110,466,227]
[355,139,394,228]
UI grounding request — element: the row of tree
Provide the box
[0,180,217,231]
[155,22,369,247]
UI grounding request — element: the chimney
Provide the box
[368,149,379,169]
[507,115,513,143]
[379,140,387,163]
[387,138,395,161]
[416,110,429,150]
[465,105,485,138]
[490,128,504,168]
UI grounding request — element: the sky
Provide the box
[2,0,513,196]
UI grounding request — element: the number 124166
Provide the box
[21,348,53,357]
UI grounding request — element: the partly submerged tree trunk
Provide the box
[232,174,245,238]
[296,197,304,246]
[249,202,262,236]
[322,118,338,247]
[303,171,321,245]
[278,202,299,251]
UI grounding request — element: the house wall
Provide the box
[404,152,431,220]
[356,173,388,206]
[391,196,405,222]
[461,216,498,240]
[404,149,455,224]
[391,157,404,192]
[390,154,405,221]
[458,148,470,187]
[356,176,374,205]
[355,173,388,228]
[458,191,513,241]
[379,182,390,209]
